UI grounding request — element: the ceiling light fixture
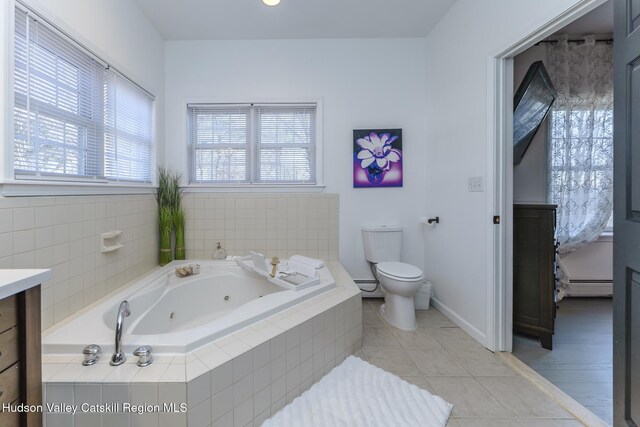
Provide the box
[263,0,280,6]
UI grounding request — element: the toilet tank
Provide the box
[362,225,402,263]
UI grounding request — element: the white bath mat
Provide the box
[262,355,453,427]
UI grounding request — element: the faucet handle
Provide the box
[82,344,102,366]
[133,345,153,367]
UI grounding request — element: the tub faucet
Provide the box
[110,300,130,366]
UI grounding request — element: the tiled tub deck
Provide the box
[41,261,362,427]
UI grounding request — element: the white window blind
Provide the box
[189,105,249,183]
[104,74,154,182]
[13,5,154,183]
[256,105,315,183]
[188,103,316,184]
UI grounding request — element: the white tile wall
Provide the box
[182,193,339,261]
[0,195,157,329]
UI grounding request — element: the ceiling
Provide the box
[132,0,458,40]
[554,0,613,36]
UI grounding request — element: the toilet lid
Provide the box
[377,262,423,280]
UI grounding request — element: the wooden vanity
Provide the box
[0,270,50,427]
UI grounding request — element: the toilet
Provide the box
[362,225,424,331]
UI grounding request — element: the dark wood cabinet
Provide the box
[513,204,557,350]
[0,287,42,427]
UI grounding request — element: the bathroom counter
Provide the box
[0,269,51,300]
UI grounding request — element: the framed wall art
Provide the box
[353,129,403,188]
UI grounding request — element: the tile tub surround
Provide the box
[42,261,362,427]
[182,193,339,261]
[0,195,158,330]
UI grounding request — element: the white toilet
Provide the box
[362,225,424,331]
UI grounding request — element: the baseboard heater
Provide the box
[566,279,613,297]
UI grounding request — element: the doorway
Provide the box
[491,0,614,425]
[509,3,614,423]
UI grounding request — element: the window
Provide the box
[13,5,154,183]
[188,104,317,185]
[548,107,614,239]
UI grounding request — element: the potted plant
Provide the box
[156,167,184,265]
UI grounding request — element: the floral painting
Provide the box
[353,129,403,188]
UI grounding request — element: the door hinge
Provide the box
[493,215,501,224]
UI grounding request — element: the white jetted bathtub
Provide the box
[43,260,336,354]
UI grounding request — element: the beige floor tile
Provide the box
[362,327,401,348]
[391,327,443,349]
[447,347,518,377]
[353,350,366,361]
[361,348,420,376]
[365,298,384,309]
[477,377,573,419]
[416,308,457,328]
[362,307,386,327]
[427,376,510,419]
[399,376,435,393]
[457,419,523,426]
[517,420,584,427]
[428,328,486,350]
[446,419,461,426]
[406,348,470,377]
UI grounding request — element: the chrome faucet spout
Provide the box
[110,300,130,366]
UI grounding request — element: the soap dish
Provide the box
[175,264,200,278]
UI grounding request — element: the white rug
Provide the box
[262,355,453,427]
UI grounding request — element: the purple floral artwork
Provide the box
[353,129,403,188]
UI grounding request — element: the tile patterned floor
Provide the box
[513,298,613,426]
[357,299,584,427]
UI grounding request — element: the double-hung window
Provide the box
[13,5,154,184]
[188,103,317,185]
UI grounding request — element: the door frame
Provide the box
[490,0,608,352]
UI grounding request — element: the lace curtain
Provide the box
[545,35,614,298]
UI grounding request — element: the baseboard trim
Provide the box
[501,353,609,427]
[566,281,613,297]
[429,296,487,347]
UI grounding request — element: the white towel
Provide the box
[263,356,453,427]
[289,255,325,269]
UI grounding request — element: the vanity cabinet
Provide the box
[0,271,48,427]
[513,204,557,350]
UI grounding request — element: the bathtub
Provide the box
[43,260,336,354]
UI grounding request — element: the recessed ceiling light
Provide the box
[263,0,280,6]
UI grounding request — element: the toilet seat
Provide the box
[377,262,423,281]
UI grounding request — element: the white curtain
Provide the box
[545,35,614,298]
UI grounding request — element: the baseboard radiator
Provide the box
[566,279,613,297]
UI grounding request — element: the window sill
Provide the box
[0,180,155,197]
[185,184,326,193]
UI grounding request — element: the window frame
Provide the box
[185,100,324,192]
[1,0,157,196]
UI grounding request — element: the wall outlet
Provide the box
[468,176,484,192]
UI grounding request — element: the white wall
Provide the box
[423,0,599,347]
[513,45,548,204]
[164,39,428,280]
